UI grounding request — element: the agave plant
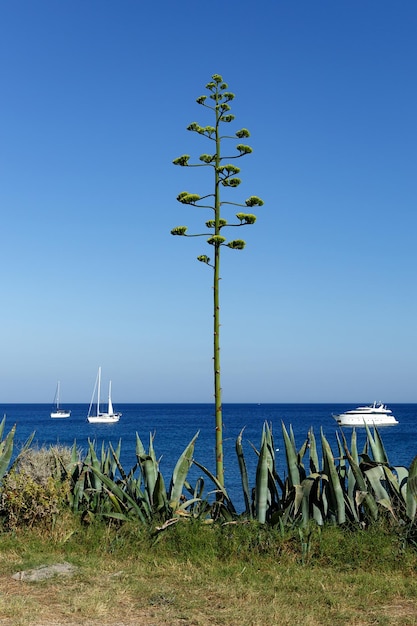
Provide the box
[0,416,34,484]
[63,431,217,526]
[233,421,417,530]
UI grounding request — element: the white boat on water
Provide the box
[50,381,71,418]
[87,367,121,424]
[332,402,398,427]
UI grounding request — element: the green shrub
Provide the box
[0,446,72,531]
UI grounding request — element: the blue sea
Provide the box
[1,403,416,513]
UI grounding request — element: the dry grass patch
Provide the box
[1,522,417,625]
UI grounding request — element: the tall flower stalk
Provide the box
[171,74,263,487]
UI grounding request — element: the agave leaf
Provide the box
[373,427,390,464]
[0,424,16,482]
[289,424,296,449]
[109,439,122,476]
[89,464,150,522]
[8,430,36,473]
[335,431,347,482]
[293,483,305,519]
[364,465,390,503]
[153,472,169,514]
[378,497,397,518]
[321,429,346,524]
[236,428,251,516]
[142,455,158,504]
[382,465,401,498]
[0,415,6,441]
[406,456,417,521]
[340,430,378,521]
[211,500,235,523]
[109,442,131,483]
[393,465,409,501]
[255,435,269,523]
[192,477,205,500]
[169,432,199,506]
[301,473,326,525]
[87,441,104,491]
[349,429,359,465]
[107,491,124,514]
[297,433,310,471]
[262,423,281,509]
[363,423,388,464]
[148,432,157,463]
[177,497,204,512]
[135,433,146,458]
[192,459,235,513]
[263,422,276,474]
[308,429,319,474]
[281,422,300,488]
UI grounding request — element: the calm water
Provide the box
[1,403,416,512]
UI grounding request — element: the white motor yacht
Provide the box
[332,402,398,427]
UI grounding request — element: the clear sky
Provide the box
[1,1,416,403]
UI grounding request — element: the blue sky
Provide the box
[1,1,416,403]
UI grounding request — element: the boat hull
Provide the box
[50,410,71,418]
[333,414,398,427]
[87,413,121,424]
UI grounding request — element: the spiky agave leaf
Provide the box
[169,432,199,507]
[281,422,301,488]
[255,432,269,523]
[236,428,251,516]
[192,459,236,516]
[340,429,379,522]
[364,465,391,505]
[301,472,328,526]
[406,455,417,521]
[364,423,389,464]
[135,432,146,458]
[88,465,150,523]
[308,429,319,474]
[140,455,159,507]
[394,465,409,501]
[321,429,346,524]
[350,429,359,465]
[0,423,16,482]
[152,472,169,516]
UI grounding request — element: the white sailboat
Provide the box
[50,381,71,418]
[87,367,121,424]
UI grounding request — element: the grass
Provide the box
[1,518,417,625]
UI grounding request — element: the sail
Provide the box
[108,381,114,415]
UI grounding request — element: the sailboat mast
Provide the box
[97,367,101,416]
[57,381,60,409]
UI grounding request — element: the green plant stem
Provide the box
[214,85,224,488]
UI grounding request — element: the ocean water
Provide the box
[1,403,416,513]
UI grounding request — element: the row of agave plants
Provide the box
[0,416,416,533]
